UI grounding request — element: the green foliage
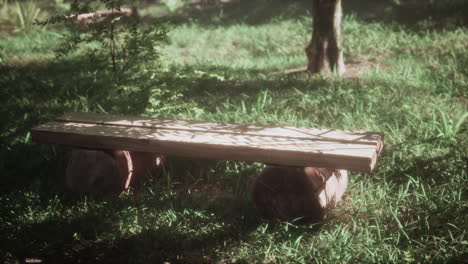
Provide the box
[39,0,169,84]
[431,104,467,141]
[15,1,42,31]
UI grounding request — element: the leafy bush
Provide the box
[40,0,168,84]
[34,0,182,115]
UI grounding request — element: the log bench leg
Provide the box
[65,149,347,222]
[65,149,164,195]
[251,166,348,222]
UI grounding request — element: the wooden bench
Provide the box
[31,112,384,172]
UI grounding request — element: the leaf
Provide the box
[111,16,121,24]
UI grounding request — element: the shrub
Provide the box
[40,0,168,84]
[36,0,177,115]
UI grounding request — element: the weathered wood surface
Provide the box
[31,112,384,172]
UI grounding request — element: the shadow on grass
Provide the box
[344,0,468,31]
[0,56,157,139]
[0,55,164,196]
[4,185,261,264]
[380,141,467,185]
[150,0,311,27]
[148,0,467,32]
[4,139,465,263]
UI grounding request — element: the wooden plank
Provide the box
[31,120,382,172]
[57,112,383,146]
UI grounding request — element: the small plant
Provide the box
[1,0,44,32]
[15,0,44,32]
[431,104,467,140]
[39,0,169,85]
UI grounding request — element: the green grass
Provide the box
[1,0,467,263]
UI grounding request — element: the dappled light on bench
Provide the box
[32,112,384,172]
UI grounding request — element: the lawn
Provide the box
[0,0,467,263]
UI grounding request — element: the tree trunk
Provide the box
[305,0,345,75]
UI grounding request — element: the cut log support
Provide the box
[31,112,384,172]
[252,167,348,222]
[65,149,164,195]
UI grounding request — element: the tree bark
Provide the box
[305,0,345,75]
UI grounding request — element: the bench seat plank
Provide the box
[31,112,384,172]
[57,112,383,145]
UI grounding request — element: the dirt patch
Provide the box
[343,60,390,79]
[273,60,390,79]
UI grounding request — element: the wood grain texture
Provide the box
[57,112,383,145]
[31,112,384,172]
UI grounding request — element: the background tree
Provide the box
[305,0,345,75]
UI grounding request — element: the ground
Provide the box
[0,0,467,263]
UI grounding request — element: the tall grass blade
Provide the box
[15,2,25,29]
[454,112,468,134]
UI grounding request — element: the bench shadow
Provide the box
[5,185,262,264]
[4,154,335,264]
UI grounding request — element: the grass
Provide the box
[0,0,49,34]
[1,0,467,263]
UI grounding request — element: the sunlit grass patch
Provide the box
[161,19,310,71]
